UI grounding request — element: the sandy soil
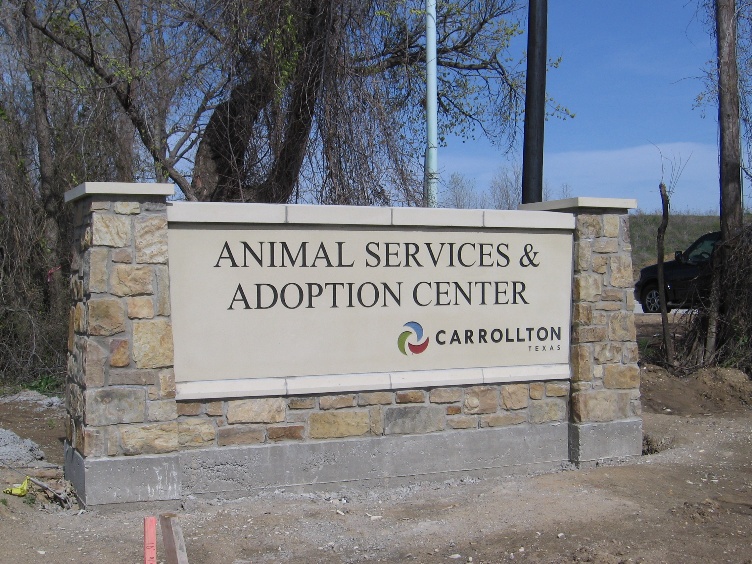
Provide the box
[0,314,751,564]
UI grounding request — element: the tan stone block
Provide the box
[601,288,625,301]
[155,265,171,316]
[319,394,356,410]
[429,388,463,403]
[592,311,608,325]
[464,386,498,414]
[396,390,425,404]
[91,213,131,247]
[573,274,602,302]
[603,215,620,238]
[446,405,462,415]
[575,239,591,271]
[572,326,608,344]
[267,425,305,441]
[133,319,174,368]
[90,199,110,211]
[604,364,640,389]
[608,311,636,341]
[147,386,160,400]
[545,382,570,397]
[81,226,92,251]
[593,238,618,254]
[114,201,140,215]
[501,384,529,410]
[572,304,592,327]
[178,418,216,447]
[147,400,178,422]
[623,342,639,364]
[217,425,265,446]
[594,343,620,363]
[609,255,634,288]
[73,302,86,333]
[358,392,393,406]
[81,426,109,457]
[135,216,168,264]
[85,387,145,426]
[205,401,224,416]
[309,411,370,439]
[109,369,157,386]
[159,368,176,399]
[87,248,109,293]
[110,265,153,296]
[529,382,545,400]
[127,296,154,319]
[577,214,603,238]
[530,399,567,423]
[177,402,202,416]
[84,340,107,387]
[111,248,133,263]
[571,344,593,382]
[594,301,621,311]
[592,255,608,274]
[88,298,125,336]
[369,406,383,435]
[67,383,84,419]
[288,397,316,409]
[447,415,477,429]
[571,390,631,423]
[109,338,129,367]
[119,422,178,454]
[227,398,286,423]
[287,411,308,423]
[480,412,526,427]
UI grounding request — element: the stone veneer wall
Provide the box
[65,186,640,506]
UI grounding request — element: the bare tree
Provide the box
[488,165,522,209]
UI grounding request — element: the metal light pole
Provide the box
[424,0,438,207]
[521,0,548,204]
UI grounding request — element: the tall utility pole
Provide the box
[424,0,438,207]
[521,0,548,204]
[716,0,743,239]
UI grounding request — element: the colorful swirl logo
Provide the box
[398,321,429,355]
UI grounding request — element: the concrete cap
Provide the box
[64,182,175,203]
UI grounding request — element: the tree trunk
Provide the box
[657,182,675,366]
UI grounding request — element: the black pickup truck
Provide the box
[634,231,721,313]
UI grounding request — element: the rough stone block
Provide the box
[268,425,305,441]
[110,265,153,296]
[545,382,569,397]
[576,214,603,238]
[573,274,602,302]
[575,239,591,271]
[205,401,224,416]
[446,405,461,415]
[572,326,608,344]
[133,319,174,368]
[91,213,131,247]
[87,299,125,336]
[119,422,178,455]
[177,402,201,416]
[603,215,620,238]
[85,387,145,426]
[570,390,631,423]
[358,392,393,406]
[609,255,634,288]
[109,338,130,367]
[147,400,178,422]
[178,418,216,448]
[383,405,444,435]
[108,369,157,386]
[288,397,316,409]
[135,216,168,264]
[369,406,384,435]
[604,364,640,389]
[569,419,642,463]
[464,386,498,414]
[217,425,265,446]
[319,394,356,410]
[227,398,286,424]
[480,412,526,427]
[594,343,620,363]
[429,388,463,404]
[608,311,636,341]
[126,296,154,319]
[447,415,477,429]
[87,248,109,294]
[501,384,529,410]
[593,238,618,253]
[572,303,592,326]
[159,369,176,399]
[592,255,608,274]
[155,265,171,316]
[114,201,140,215]
[111,248,133,263]
[530,399,567,423]
[309,411,370,439]
[529,382,545,400]
[84,340,107,387]
[396,390,425,404]
[81,426,108,457]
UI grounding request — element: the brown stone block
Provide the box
[178,418,216,448]
[572,303,592,326]
[529,399,567,423]
[609,255,634,288]
[593,343,620,363]
[601,289,625,301]
[110,265,154,296]
[159,368,176,399]
[429,388,463,404]
[545,382,570,397]
[120,422,178,454]
[396,390,425,404]
[319,394,357,410]
[447,415,477,429]
[177,402,202,416]
[68,309,76,353]
[576,215,603,238]
[109,338,130,367]
[91,213,131,247]
[593,238,618,254]
[87,247,109,294]
[288,397,316,409]
[109,369,157,386]
[358,392,393,406]
[67,383,84,419]
[501,384,528,410]
[205,401,224,416]
[571,344,593,382]
[464,386,498,414]
[217,425,265,446]
[85,387,145,426]
[84,340,107,387]
[369,406,383,435]
[594,301,621,311]
[480,412,526,427]
[573,274,602,302]
[604,364,640,389]
[268,425,305,441]
[135,216,168,264]
[572,326,608,344]
[608,311,636,342]
[127,296,155,319]
[88,298,125,336]
[571,390,631,423]
[575,239,591,271]
[111,248,133,263]
[227,398,286,423]
[73,302,86,333]
[114,201,140,215]
[154,265,171,316]
[147,400,178,422]
[309,411,370,439]
[529,382,545,400]
[603,215,620,238]
[623,342,639,364]
[133,319,174,368]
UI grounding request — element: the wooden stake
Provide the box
[160,512,189,564]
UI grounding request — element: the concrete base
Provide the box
[66,423,569,506]
[568,419,642,465]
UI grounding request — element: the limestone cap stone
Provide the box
[65,182,174,203]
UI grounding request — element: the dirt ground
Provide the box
[1,313,751,564]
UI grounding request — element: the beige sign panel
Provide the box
[168,216,573,384]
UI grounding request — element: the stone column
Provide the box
[520,198,642,465]
[65,183,180,505]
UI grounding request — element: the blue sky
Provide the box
[441,1,726,213]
